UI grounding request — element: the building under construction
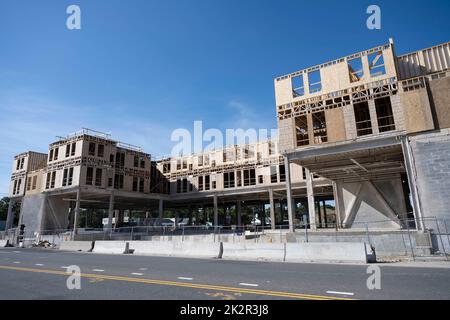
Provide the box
[3,39,450,254]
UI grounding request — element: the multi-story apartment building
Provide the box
[6,129,157,233]
[4,40,450,243]
[6,135,333,234]
[276,39,450,232]
[158,141,298,195]
[155,140,335,227]
[10,152,47,198]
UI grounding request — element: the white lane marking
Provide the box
[177,277,193,281]
[35,264,44,266]
[13,251,20,253]
[92,269,105,272]
[139,268,148,271]
[326,290,355,296]
[61,266,70,269]
[13,261,21,264]
[239,283,259,287]
[131,273,144,276]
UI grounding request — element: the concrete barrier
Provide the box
[88,240,374,263]
[172,241,221,258]
[129,241,169,256]
[285,242,371,264]
[288,230,430,258]
[129,241,221,259]
[92,241,127,254]
[222,243,285,262]
[59,241,94,252]
[0,240,8,247]
[220,242,372,263]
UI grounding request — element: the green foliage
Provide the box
[0,197,20,222]
[0,197,10,221]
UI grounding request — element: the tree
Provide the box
[0,197,10,221]
[0,197,20,222]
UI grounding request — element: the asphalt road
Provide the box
[0,247,449,300]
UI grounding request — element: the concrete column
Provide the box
[158,198,164,222]
[73,188,81,237]
[120,210,125,226]
[332,180,343,228]
[284,156,295,232]
[306,168,316,231]
[280,199,285,222]
[322,200,328,227]
[401,136,425,230]
[188,205,193,225]
[67,201,74,230]
[269,188,276,230]
[114,210,120,229]
[213,194,218,227]
[237,201,242,227]
[5,199,15,230]
[107,192,114,230]
[18,200,24,228]
[175,210,179,228]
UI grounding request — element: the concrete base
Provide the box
[287,230,432,258]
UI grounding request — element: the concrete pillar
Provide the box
[332,180,343,228]
[322,200,328,227]
[213,194,218,227]
[73,188,81,237]
[18,201,24,228]
[237,201,242,227]
[158,198,164,222]
[317,201,322,227]
[306,168,316,231]
[107,192,114,230]
[401,136,425,230]
[5,199,15,230]
[188,205,193,225]
[279,199,283,224]
[67,197,74,230]
[284,156,295,232]
[114,209,120,229]
[269,189,276,230]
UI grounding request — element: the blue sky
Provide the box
[0,0,449,195]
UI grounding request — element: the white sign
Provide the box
[102,218,116,225]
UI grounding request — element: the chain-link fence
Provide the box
[3,216,449,261]
[286,216,449,260]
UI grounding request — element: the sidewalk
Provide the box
[376,256,450,269]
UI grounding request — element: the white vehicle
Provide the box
[250,217,262,226]
[160,218,175,227]
[160,218,190,227]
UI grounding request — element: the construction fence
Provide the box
[1,217,449,261]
